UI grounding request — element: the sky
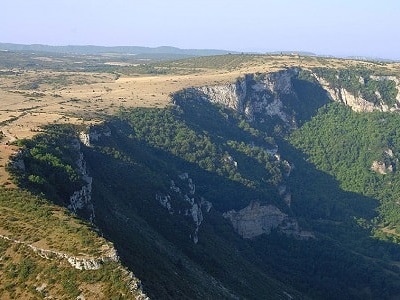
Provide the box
[1,0,399,59]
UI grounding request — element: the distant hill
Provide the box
[266,50,316,56]
[0,42,239,57]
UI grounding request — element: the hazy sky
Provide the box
[2,0,399,59]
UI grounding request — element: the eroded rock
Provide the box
[223,202,313,239]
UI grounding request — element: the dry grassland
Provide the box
[0,54,399,185]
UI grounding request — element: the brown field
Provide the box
[0,54,399,185]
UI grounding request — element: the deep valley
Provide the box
[2,50,400,299]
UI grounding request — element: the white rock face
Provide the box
[75,126,112,221]
[156,194,173,214]
[371,160,393,175]
[68,146,95,223]
[190,203,203,244]
[223,202,313,239]
[191,69,299,127]
[201,197,212,213]
[79,126,111,147]
[313,74,399,112]
[385,148,394,158]
[263,68,296,94]
[196,83,246,112]
[156,173,212,244]
[180,69,400,125]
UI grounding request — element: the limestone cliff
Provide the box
[175,68,400,122]
[223,202,314,239]
[79,125,111,147]
[187,68,299,127]
[313,75,384,112]
[0,233,120,270]
[313,73,400,112]
[68,139,95,222]
[156,173,212,244]
[71,125,113,221]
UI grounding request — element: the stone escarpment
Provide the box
[71,125,112,222]
[177,68,400,123]
[79,125,111,147]
[0,234,148,298]
[186,68,299,127]
[313,73,400,112]
[156,173,212,244]
[69,138,95,222]
[371,148,397,175]
[313,75,381,112]
[0,233,118,270]
[223,202,314,240]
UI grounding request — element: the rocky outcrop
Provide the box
[196,81,246,112]
[278,185,292,207]
[120,268,149,300]
[223,202,313,240]
[179,68,299,128]
[68,140,95,222]
[371,160,393,174]
[313,74,400,112]
[175,68,400,119]
[8,149,25,171]
[313,75,381,112]
[0,233,118,270]
[370,148,397,175]
[0,233,148,298]
[79,125,111,147]
[73,125,112,220]
[156,173,212,244]
[156,194,173,214]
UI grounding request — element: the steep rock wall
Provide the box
[156,173,212,244]
[71,125,113,222]
[313,75,385,112]
[190,69,299,127]
[69,139,95,222]
[79,125,111,147]
[223,202,314,239]
[313,73,400,112]
[178,68,400,120]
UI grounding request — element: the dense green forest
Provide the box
[290,103,400,238]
